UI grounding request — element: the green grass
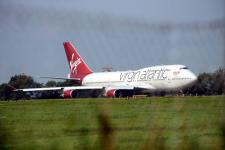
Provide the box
[0,96,224,149]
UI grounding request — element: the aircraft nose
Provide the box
[190,72,197,84]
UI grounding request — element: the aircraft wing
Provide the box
[14,84,155,92]
[14,87,63,92]
[100,82,156,90]
[134,84,156,90]
[13,86,104,92]
[63,86,104,90]
[12,84,156,98]
[65,85,155,91]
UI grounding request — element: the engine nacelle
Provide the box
[104,89,122,98]
[104,88,134,98]
[63,90,79,98]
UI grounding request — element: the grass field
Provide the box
[0,96,224,150]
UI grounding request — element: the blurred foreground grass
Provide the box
[0,96,224,149]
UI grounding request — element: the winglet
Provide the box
[7,85,17,91]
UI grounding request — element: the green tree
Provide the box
[184,68,225,96]
[41,80,60,99]
[7,74,42,100]
[0,84,12,100]
[45,80,57,87]
[197,73,213,95]
[8,74,42,89]
[57,80,77,87]
[211,68,225,95]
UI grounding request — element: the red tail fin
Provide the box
[63,42,92,79]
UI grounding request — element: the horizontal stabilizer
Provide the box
[39,76,80,81]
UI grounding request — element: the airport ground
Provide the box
[0,96,224,149]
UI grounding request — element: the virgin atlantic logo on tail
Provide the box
[70,53,82,74]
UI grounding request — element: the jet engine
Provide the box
[63,89,79,98]
[105,89,122,98]
[104,89,134,98]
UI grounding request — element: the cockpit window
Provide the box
[181,67,189,69]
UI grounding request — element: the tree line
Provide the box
[0,68,224,100]
[183,68,225,96]
[0,74,75,100]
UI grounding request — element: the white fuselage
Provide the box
[82,65,197,92]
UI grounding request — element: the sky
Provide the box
[0,0,224,83]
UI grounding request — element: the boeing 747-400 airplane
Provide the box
[14,42,197,98]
